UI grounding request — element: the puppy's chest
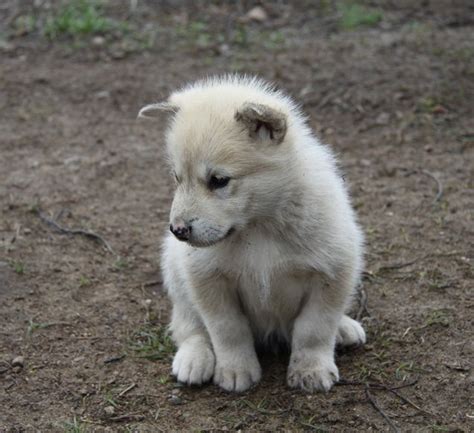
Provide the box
[219,238,308,322]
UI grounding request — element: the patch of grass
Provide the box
[297,414,329,432]
[44,0,126,39]
[158,375,170,385]
[395,361,415,380]
[424,309,450,327]
[104,390,119,408]
[78,275,90,287]
[13,14,37,36]
[63,416,87,433]
[11,261,25,275]
[129,325,175,361]
[355,362,389,382]
[431,425,450,432]
[339,3,382,30]
[262,30,286,50]
[27,319,52,335]
[112,256,128,271]
[418,96,442,113]
[177,20,212,48]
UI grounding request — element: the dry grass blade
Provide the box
[420,169,443,203]
[36,209,116,255]
[365,384,400,433]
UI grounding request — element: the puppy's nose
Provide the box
[170,222,191,241]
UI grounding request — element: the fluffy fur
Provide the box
[139,75,366,393]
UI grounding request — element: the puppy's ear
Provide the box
[235,102,287,144]
[137,101,179,119]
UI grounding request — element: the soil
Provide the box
[0,1,473,432]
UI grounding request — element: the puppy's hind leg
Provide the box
[169,296,215,386]
[336,315,366,347]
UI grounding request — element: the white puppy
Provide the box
[139,75,366,393]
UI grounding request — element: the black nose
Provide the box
[170,223,191,241]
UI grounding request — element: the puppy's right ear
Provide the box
[235,102,287,144]
[137,102,179,119]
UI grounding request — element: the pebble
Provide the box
[92,36,105,46]
[245,6,268,22]
[104,405,115,416]
[12,356,24,367]
[169,395,183,405]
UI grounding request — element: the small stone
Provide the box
[218,43,231,57]
[104,405,115,416]
[245,6,268,22]
[92,36,105,46]
[375,112,390,125]
[12,356,24,367]
[169,395,183,405]
[95,90,110,99]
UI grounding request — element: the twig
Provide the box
[356,287,369,321]
[405,169,443,204]
[118,383,137,397]
[388,388,435,416]
[141,279,162,288]
[365,384,400,433]
[337,378,418,391]
[36,210,115,255]
[110,413,145,422]
[420,169,443,203]
[378,256,425,272]
[337,378,435,421]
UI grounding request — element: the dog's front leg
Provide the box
[193,277,261,392]
[287,276,347,392]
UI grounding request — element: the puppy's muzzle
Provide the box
[170,222,191,241]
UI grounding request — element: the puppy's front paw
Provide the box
[287,351,339,393]
[336,315,366,347]
[172,338,215,386]
[213,352,261,392]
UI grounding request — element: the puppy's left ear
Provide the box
[137,101,179,119]
[235,103,287,144]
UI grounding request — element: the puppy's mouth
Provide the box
[187,227,235,248]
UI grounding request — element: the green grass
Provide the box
[158,374,170,385]
[424,309,450,327]
[129,325,175,361]
[431,425,450,432]
[12,261,25,275]
[27,319,52,335]
[112,256,128,271]
[78,276,90,287]
[339,3,382,30]
[44,0,125,39]
[63,416,87,433]
[395,361,415,380]
[104,390,119,408]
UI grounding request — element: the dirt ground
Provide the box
[0,1,473,432]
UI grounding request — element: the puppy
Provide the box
[138,76,366,393]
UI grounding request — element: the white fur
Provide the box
[143,75,365,393]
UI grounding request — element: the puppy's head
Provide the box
[139,79,297,247]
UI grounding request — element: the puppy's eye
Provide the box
[208,175,230,190]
